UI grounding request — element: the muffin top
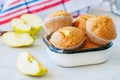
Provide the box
[73,14,94,33]
[49,26,85,49]
[81,38,99,49]
[87,16,117,40]
[47,10,71,18]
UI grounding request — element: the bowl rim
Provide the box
[43,35,113,54]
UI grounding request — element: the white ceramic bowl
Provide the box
[43,35,113,67]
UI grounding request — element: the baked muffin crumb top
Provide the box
[87,16,117,40]
[49,26,85,49]
[73,14,94,33]
[48,10,71,18]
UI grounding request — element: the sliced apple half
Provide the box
[12,18,31,33]
[2,32,34,47]
[17,52,48,76]
[11,14,42,36]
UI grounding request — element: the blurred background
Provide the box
[0,0,120,30]
[1,0,120,15]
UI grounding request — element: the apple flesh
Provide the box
[12,19,31,33]
[17,52,48,76]
[11,14,42,36]
[2,32,34,47]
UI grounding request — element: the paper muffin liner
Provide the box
[86,26,112,46]
[51,37,86,50]
[43,16,72,34]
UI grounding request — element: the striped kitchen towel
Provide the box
[0,0,101,30]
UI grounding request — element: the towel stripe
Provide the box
[0,0,50,18]
[1,0,41,13]
[9,0,22,5]
[30,0,69,13]
[0,0,70,25]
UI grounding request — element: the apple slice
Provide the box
[17,52,48,76]
[12,18,31,33]
[11,14,42,36]
[2,32,34,47]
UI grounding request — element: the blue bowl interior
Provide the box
[43,35,113,54]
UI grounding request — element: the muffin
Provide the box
[43,10,73,34]
[81,38,99,49]
[49,26,85,50]
[73,14,94,33]
[86,16,117,46]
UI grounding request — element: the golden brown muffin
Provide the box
[49,26,85,50]
[43,10,73,34]
[81,38,99,49]
[47,10,71,18]
[73,14,94,33]
[86,16,117,46]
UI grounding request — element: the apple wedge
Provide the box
[11,14,42,36]
[11,18,31,33]
[2,32,34,47]
[17,52,48,76]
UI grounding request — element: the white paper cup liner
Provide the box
[86,26,112,46]
[43,16,72,34]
